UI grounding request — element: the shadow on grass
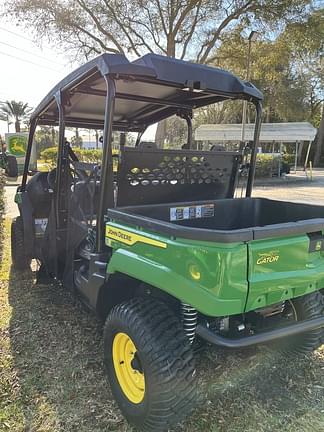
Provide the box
[7,265,129,432]
[7,264,324,432]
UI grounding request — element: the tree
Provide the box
[6,0,310,62]
[34,126,59,157]
[0,100,33,132]
[282,9,323,165]
[5,0,317,147]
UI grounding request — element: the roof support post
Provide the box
[304,140,312,171]
[54,91,67,228]
[96,75,116,253]
[294,141,299,173]
[246,101,262,197]
[21,118,37,191]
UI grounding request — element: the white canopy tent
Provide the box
[195,122,317,172]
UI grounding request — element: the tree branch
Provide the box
[140,4,167,53]
[73,23,118,53]
[128,16,166,54]
[173,0,200,37]
[103,0,142,56]
[198,0,254,64]
[76,0,124,53]
[153,0,168,37]
[180,1,202,59]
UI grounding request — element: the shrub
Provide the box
[255,153,293,178]
[40,147,103,168]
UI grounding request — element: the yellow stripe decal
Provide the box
[106,225,167,249]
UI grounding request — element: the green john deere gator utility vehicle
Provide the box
[11,54,324,432]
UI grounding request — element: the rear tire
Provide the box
[5,155,18,177]
[11,217,31,270]
[103,297,197,432]
[285,291,324,354]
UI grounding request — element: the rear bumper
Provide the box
[196,316,324,348]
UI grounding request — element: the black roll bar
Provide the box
[54,91,67,228]
[21,118,37,191]
[246,101,262,197]
[96,76,116,253]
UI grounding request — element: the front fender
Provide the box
[107,248,242,317]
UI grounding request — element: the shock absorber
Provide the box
[181,302,198,344]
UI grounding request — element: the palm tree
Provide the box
[0,100,33,132]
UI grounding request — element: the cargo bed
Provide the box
[108,198,324,243]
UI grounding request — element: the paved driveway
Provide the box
[4,177,20,219]
[252,170,324,205]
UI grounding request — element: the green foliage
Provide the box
[255,154,277,177]
[41,147,102,165]
[34,127,58,157]
[6,0,311,61]
[194,100,243,128]
[255,154,293,178]
[0,100,33,133]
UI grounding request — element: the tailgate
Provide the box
[246,232,324,312]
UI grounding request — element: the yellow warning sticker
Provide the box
[105,225,167,249]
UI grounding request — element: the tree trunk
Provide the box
[313,105,324,167]
[155,119,167,148]
[297,141,304,165]
[154,38,175,147]
[15,119,20,132]
[51,127,56,146]
[95,130,99,149]
[76,127,81,148]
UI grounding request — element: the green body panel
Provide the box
[106,221,324,317]
[246,234,324,312]
[106,222,248,317]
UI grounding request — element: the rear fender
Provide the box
[107,248,243,316]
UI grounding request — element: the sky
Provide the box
[0,15,75,136]
[0,15,157,141]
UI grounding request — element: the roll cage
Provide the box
[21,53,263,254]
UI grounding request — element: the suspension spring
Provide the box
[181,302,198,344]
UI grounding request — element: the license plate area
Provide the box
[308,232,324,253]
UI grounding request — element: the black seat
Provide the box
[71,180,100,220]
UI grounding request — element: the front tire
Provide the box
[11,217,31,270]
[103,297,197,432]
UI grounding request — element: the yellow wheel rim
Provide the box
[112,332,145,404]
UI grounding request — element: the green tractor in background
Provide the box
[0,132,34,178]
[0,136,18,177]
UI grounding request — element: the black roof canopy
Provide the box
[32,53,263,131]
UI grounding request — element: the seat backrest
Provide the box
[116,146,242,206]
[71,180,101,218]
[137,141,157,150]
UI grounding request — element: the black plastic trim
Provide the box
[253,219,324,240]
[196,316,324,348]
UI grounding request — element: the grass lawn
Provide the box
[0,219,323,432]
